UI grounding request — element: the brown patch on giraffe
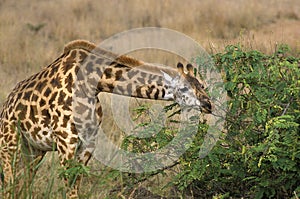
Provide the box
[57,92,67,104]
[137,77,146,84]
[48,63,60,78]
[56,142,65,154]
[75,101,89,115]
[68,152,74,160]
[78,51,88,64]
[127,69,139,79]
[69,137,77,145]
[96,58,104,65]
[42,70,49,78]
[107,83,115,92]
[24,121,31,130]
[36,134,43,141]
[31,129,38,141]
[136,87,143,98]
[44,87,52,98]
[15,103,27,119]
[56,131,68,139]
[49,92,58,104]
[115,70,123,81]
[41,109,51,124]
[35,80,47,93]
[65,73,73,93]
[115,85,124,93]
[70,123,78,135]
[50,76,62,89]
[154,89,160,99]
[76,69,85,81]
[64,96,72,110]
[126,83,133,95]
[39,98,46,107]
[62,115,71,128]
[29,105,38,122]
[52,115,59,129]
[86,61,94,74]
[42,131,48,136]
[23,90,33,101]
[103,68,113,79]
[62,51,76,74]
[161,88,166,98]
[59,139,68,151]
[146,85,155,99]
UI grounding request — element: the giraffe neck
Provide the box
[97,63,178,100]
[72,47,179,101]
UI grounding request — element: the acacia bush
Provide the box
[118,45,299,198]
[173,45,300,198]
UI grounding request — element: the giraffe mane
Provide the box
[64,40,143,68]
[115,55,143,67]
[64,40,97,53]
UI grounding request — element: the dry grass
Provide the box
[0,0,299,198]
[0,0,299,102]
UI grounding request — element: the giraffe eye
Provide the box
[195,82,205,90]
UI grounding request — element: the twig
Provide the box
[110,160,180,193]
[294,191,299,199]
[281,97,293,116]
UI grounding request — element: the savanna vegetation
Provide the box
[0,0,299,198]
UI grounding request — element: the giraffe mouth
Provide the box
[200,100,212,114]
[201,106,212,114]
[188,104,212,114]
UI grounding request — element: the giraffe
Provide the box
[0,40,212,198]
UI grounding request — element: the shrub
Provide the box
[173,44,300,198]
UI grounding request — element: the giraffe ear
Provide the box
[186,63,194,76]
[177,62,184,74]
[161,70,173,84]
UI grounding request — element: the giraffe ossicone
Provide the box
[0,40,212,198]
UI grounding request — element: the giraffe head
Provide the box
[162,63,212,113]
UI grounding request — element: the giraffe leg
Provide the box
[0,146,14,186]
[60,137,95,198]
[0,146,13,198]
[73,140,95,190]
[64,99,101,197]
[21,150,46,188]
[54,130,79,198]
[0,127,21,198]
[0,137,46,198]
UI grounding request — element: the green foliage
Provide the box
[172,44,300,198]
[116,45,299,198]
[58,160,90,187]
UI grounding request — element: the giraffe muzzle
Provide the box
[200,99,212,114]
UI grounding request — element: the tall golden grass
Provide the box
[0,0,299,103]
[0,0,299,198]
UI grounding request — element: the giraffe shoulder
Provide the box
[63,40,117,60]
[63,40,143,67]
